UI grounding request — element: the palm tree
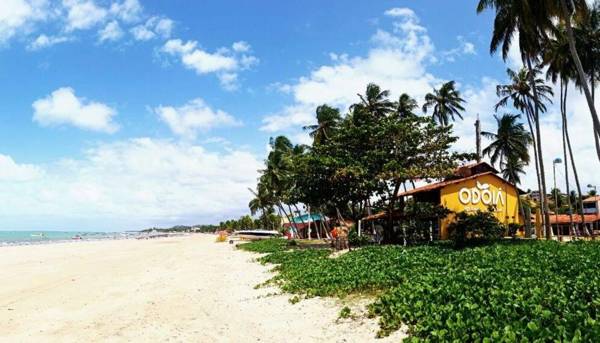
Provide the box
[477,0,560,238]
[543,26,587,235]
[554,0,600,161]
[302,105,341,145]
[483,113,532,236]
[482,113,532,168]
[502,154,526,186]
[494,67,553,237]
[353,83,395,118]
[422,81,466,126]
[573,3,600,158]
[395,93,418,118]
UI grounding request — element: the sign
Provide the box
[458,181,505,206]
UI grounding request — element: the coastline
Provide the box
[0,234,405,342]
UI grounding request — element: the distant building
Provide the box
[547,196,600,235]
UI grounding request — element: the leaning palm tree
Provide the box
[422,81,466,126]
[553,0,600,160]
[302,105,341,145]
[574,2,600,157]
[477,0,557,238]
[482,113,532,168]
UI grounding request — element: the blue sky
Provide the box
[0,0,598,231]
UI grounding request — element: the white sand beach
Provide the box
[0,234,405,342]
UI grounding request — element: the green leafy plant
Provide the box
[447,208,504,247]
[241,239,600,341]
[339,306,352,319]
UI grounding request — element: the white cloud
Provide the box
[130,15,173,41]
[0,154,43,181]
[98,20,122,42]
[441,36,477,62]
[130,23,153,40]
[63,0,107,32]
[0,0,49,43]
[109,0,142,23]
[384,7,416,19]
[232,40,250,53]
[32,87,118,133]
[155,98,241,139]
[161,38,258,90]
[27,33,70,50]
[0,139,262,229]
[261,7,436,132]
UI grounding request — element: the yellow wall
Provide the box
[439,174,522,239]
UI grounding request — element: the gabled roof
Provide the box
[397,172,522,197]
[583,196,600,203]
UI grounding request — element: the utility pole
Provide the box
[475,114,481,162]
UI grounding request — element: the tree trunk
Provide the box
[279,203,298,238]
[385,182,402,244]
[560,0,600,161]
[526,58,551,239]
[524,107,543,237]
[561,81,576,237]
[562,86,589,236]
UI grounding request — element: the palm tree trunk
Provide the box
[561,81,576,238]
[526,58,551,239]
[278,203,297,238]
[524,107,543,237]
[562,86,589,236]
[560,0,600,162]
[292,204,307,238]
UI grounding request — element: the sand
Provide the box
[0,234,406,342]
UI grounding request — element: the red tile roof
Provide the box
[397,172,519,197]
[549,213,600,224]
[583,196,600,203]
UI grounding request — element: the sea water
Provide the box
[0,231,136,246]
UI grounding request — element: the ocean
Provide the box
[0,231,138,246]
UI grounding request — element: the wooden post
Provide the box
[475,114,481,163]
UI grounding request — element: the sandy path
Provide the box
[0,234,405,342]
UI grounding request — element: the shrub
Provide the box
[447,208,504,247]
[348,227,370,247]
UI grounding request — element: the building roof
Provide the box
[583,196,600,203]
[455,161,499,177]
[549,213,600,224]
[397,172,521,197]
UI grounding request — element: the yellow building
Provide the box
[396,162,523,239]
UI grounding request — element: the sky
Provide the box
[0,0,599,231]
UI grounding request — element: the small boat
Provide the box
[228,230,282,244]
[30,233,45,237]
[71,235,82,240]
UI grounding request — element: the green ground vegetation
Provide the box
[239,239,600,341]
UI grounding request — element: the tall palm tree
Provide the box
[494,67,553,237]
[554,0,600,160]
[543,26,588,235]
[395,93,418,118]
[353,83,395,118]
[422,81,466,126]
[302,105,341,145]
[477,0,559,238]
[482,113,532,167]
